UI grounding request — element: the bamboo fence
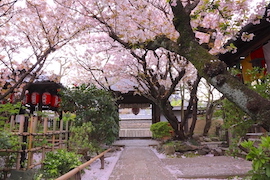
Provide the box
[0,114,70,172]
[56,148,111,180]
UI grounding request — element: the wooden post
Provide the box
[42,118,48,162]
[59,119,63,148]
[30,116,38,168]
[9,115,15,132]
[27,116,34,169]
[100,155,105,169]
[33,116,38,133]
[74,172,81,180]
[16,116,25,170]
[52,118,57,151]
[65,120,69,147]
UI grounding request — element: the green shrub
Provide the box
[0,131,20,150]
[150,122,174,138]
[69,121,97,153]
[241,136,270,179]
[60,84,119,153]
[42,149,82,179]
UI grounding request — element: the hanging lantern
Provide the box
[132,107,140,115]
[23,93,30,105]
[51,95,60,107]
[31,92,40,105]
[42,92,51,105]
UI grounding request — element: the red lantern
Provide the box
[51,95,60,107]
[23,93,30,105]
[132,107,140,115]
[42,92,51,105]
[31,92,40,105]
[9,93,15,103]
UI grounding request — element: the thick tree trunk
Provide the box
[203,103,214,136]
[180,76,200,137]
[147,2,270,129]
[189,96,198,137]
[161,100,186,140]
[181,101,192,136]
[203,97,224,136]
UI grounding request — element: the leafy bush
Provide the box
[0,131,20,150]
[0,102,21,121]
[42,149,82,179]
[216,98,253,156]
[60,84,119,153]
[0,103,22,179]
[241,136,270,179]
[150,122,174,138]
[0,131,21,179]
[69,122,97,153]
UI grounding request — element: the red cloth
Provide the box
[250,46,266,69]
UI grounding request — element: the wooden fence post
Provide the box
[100,155,105,169]
[52,118,57,151]
[27,116,34,169]
[42,118,48,163]
[65,120,69,147]
[16,116,25,170]
[9,115,15,132]
[59,119,63,148]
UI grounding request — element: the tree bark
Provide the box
[146,1,270,129]
[203,103,214,136]
[188,76,200,137]
[160,100,186,140]
[180,75,200,137]
[203,97,224,136]
[189,96,198,137]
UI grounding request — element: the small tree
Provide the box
[60,84,119,154]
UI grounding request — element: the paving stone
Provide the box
[111,139,252,179]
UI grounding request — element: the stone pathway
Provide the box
[109,139,252,180]
[108,146,176,180]
[109,139,176,180]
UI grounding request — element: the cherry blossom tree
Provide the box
[0,0,84,102]
[0,0,17,26]
[2,0,270,136]
[76,41,197,138]
[56,0,270,131]
[163,0,270,131]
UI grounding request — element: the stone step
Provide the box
[119,129,152,138]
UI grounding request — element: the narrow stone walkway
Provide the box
[109,140,176,180]
[109,139,252,180]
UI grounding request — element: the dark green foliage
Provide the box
[219,67,270,156]
[0,103,22,179]
[42,149,82,179]
[246,67,270,100]
[150,121,174,138]
[0,131,20,150]
[0,102,22,128]
[221,99,252,137]
[60,84,119,152]
[0,102,21,119]
[241,136,270,180]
